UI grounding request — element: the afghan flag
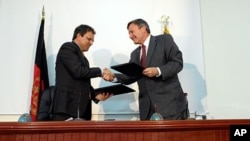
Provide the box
[30,8,49,121]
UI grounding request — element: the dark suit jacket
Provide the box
[53,42,101,120]
[115,34,187,120]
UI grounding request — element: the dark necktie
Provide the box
[141,44,146,68]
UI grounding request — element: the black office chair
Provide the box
[37,86,56,121]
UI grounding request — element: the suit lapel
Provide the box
[82,54,89,67]
[73,42,89,67]
[135,47,141,64]
[146,36,157,66]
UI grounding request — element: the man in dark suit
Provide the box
[104,19,188,120]
[53,24,112,121]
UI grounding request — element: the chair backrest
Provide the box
[37,86,56,121]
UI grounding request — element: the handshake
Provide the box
[102,68,115,81]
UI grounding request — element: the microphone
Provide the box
[150,104,163,121]
[74,93,84,121]
[146,90,163,120]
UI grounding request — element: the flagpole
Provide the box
[42,6,45,20]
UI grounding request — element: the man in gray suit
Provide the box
[104,19,188,120]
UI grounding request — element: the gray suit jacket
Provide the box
[115,34,187,120]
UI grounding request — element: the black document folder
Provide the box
[94,84,135,96]
[111,62,144,76]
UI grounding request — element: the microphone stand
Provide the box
[73,93,84,121]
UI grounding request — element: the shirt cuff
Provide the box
[156,67,161,77]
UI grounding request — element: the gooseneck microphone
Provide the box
[74,93,84,121]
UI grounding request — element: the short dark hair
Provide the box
[127,18,150,34]
[72,24,96,40]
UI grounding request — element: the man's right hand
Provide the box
[102,68,115,81]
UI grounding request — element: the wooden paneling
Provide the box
[0,119,250,141]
